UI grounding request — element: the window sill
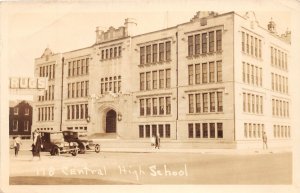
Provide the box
[138,114,172,118]
[187,112,224,115]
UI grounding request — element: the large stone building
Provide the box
[32,11,291,148]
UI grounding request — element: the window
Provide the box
[14,107,18,115]
[188,65,193,85]
[195,64,200,84]
[113,47,117,57]
[159,43,164,61]
[188,124,193,138]
[166,97,171,114]
[242,32,245,52]
[217,92,223,112]
[210,92,215,112]
[259,40,262,58]
[140,47,145,65]
[260,96,263,114]
[145,125,150,138]
[195,123,201,138]
[252,94,255,113]
[159,125,164,137]
[250,36,253,55]
[152,125,157,137]
[203,123,208,138]
[139,125,144,138]
[153,98,157,115]
[203,93,208,112]
[189,94,194,113]
[196,94,201,113]
[188,36,193,56]
[159,97,164,115]
[12,120,18,131]
[195,34,200,54]
[166,69,171,88]
[202,33,207,54]
[202,63,207,83]
[217,123,223,138]
[255,38,258,57]
[209,62,215,82]
[166,41,171,60]
[140,73,145,91]
[216,30,222,51]
[118,46,122,57]
[217,61,222,82]
[159,70,164,89]
[244,123,248,138]
[146,72,151,90]
[165,124,171,138]
[140,99,145,116]
[24,120,30,131]
[152,71,157,89]
[209,31,214,52]
[146,99,151,115]
[146,45,151,63]
[25,108,30,115]
[153,44,158,63]
[246,34,249,53]
[210,123,215,138]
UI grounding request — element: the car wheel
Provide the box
[95,144,100,153]
[71,148,78,156]
[51,147,60,156]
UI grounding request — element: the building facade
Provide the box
[9,101,33,139]
[32,11,291,148]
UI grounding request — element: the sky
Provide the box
[1,0,293,77]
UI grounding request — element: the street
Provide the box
[9,149,292,185]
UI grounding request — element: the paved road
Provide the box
[9,150,292,185]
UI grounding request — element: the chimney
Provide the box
[124,18,137,37]
[95,26,105,44]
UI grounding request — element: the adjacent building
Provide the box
[9,100,33,139]
[32,11,291,148]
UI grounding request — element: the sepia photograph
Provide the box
[0,0,300,193]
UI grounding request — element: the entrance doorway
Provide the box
[106,109,116,133]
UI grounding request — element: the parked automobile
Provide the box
[62,130,100,154]
[40,131,79,156]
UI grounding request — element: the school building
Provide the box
[32,11,291,148]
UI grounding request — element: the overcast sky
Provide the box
[1,0,293,77]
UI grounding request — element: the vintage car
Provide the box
[62,131,100,154]
[40,131,79,156]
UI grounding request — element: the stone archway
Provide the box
[105,109,116,133]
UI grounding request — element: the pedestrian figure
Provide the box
[155,133,160,149]
[262,132,268,149]
[32,131,42,160]
[13,135,22,157]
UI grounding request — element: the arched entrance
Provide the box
[105,109,116,133]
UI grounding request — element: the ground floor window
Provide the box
[64,126,87,130]
[244,123,264,139]
[188,122,223,139]
[139,124,171,138]
[273,125,290,138]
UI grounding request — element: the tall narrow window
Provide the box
[166,69,171,88]
[202,33,207,54]
[145,125,150,138]
[242,32,245,52]
[188,94,194,113]
[203,123,208,138]
[140,99,145,116]
[255,38,258,57]
[260,96,263,114]
[140,47,145,65]
[203,93,208,112]
[195,34,200,54]
[146,99,151,115]
[188,124,194,138]
[217,123,223,138]
[166,41,171,60]
[202,63,207,83]
[188,65,193,85]
[216,30,222,51]
[166,97,171,114]
[152,44,157,63]
[139,125,144,138]
[217,61,222,82]
[146,72,151,90]
[195,64,200,84]
[209,62,215,82]
[152,71,157,89]
[159,43,164,61]
[210,92,215,112]
[159,70,164,89]
[243,93,246,112]
[259,40,262,58]
[210,123,215,138]
[114,47,117,57]
[217,92,223,112]
[196,93,201,113]
[146,45,151,63]
[246,34,249,54]
[209,31,214,52]
[86,58,89,74]
[271,73,274,90]
[195,123,201,138]
[140,73,145,91]
[118,46,122,57]
[188,35,193,56]
[159,97,164,115]
[250,36,253,55]
[153,98,157,115]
